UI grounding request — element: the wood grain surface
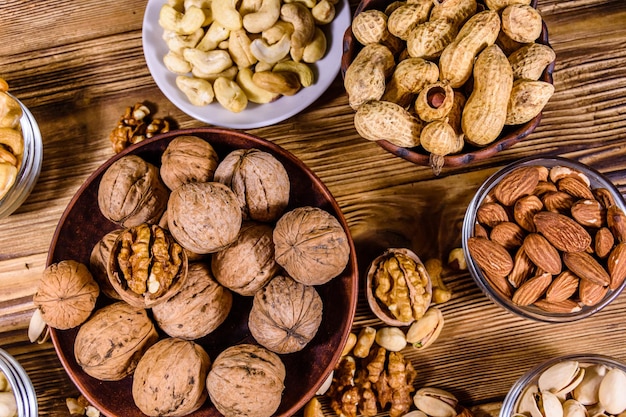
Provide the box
[1,0,626,416]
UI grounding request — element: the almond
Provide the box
[593,187,616,209]
[549,165,590,187]
[542,191,575,214]
[578,279,608,306]
[522,233,562,275]
[534,298,582,314]
[490,222,524,250]
[595,227,615,259]
[512,271,552,306]
[477,202,509,227]
[467,237,513,278]
[508,247,535,288]
[474,223,489,239]
[533,211,592,253]
[571,199,605,228]
[607,242,626,290]
[493,166,540,206]
[557,177,594,200]
[563,251,610,286]
[513,194,543,232]
[545,271,579,302]
[607,205,626,243]
[532,180,558,197]
[484,270,513,298]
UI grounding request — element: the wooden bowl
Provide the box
[47,127,359,417]
[341,0,555,170]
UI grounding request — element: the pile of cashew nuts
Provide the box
[0,79,24,201]
[158,0,339,112]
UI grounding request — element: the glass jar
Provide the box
[0,348,38,416]
[0,93,43,219]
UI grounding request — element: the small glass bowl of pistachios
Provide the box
[500,354,626,417]
[0,348,38,416]
[0,92,43,219]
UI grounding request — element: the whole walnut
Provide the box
[89,229,123,300]
[74,301,159,381]
[167,182,242,254]
[214,148,290,222]
[206,344,285,417]
[211,222,279,296]
[98,155,169,227]
[152,262,232,339]
[160,135,219,191]
[273,206,351,285]
[33,260,100,330]
[249,275,323,354]
[132,338,211,417]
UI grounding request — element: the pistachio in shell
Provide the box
[33,260,100,330]
[273,206,350,285]
[132,338,211,417]
[152,262,232,339]
[167,181,242,254]
[211,221,279,296]
[97,155,169,227]
[206,344,286,417]
[248,275,323,354]
[74,301,159,381]
[160,135,219,191]
[214,148,290,222]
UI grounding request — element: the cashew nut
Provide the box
[0,127,23,158]
[262,20,294,44]
[273,60,314,87]
[0,391,18,417]
[175,75,215,106]
[250,34,291,64]
[158,4,206,35]
[284,0,317,8]
[183,48,233,77]
[196,65,238,82]
[214,76,248,112]
[183,0,213,26]
[0,162,17,198]
[236,67,280,104]
[0,92,22,129]
[252,70,302,96]
[353,326,376,358]
[302,27,326,63]
[280,2,316,49]
[240,0,264,15]
[196,21,231,51]
[0,148,17,166]
[312,0,335,25]
[211,0,243,30]
[163,50,192,74]
[162,28,204,55]
[228,29,258,68]
[243,0,281,33]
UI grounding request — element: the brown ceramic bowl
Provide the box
[341,0,555,169]
[47,127,359,417]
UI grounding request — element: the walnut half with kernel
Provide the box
[107,223,188,308]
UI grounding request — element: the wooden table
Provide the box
[2,0,626,416]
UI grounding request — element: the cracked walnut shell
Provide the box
[97,155,169,227]
[132,338,211,417]
[152,262,232,339]
[211,222,279,296]
[214,148,290,223]
[206,344,286,417]
[74,301,159,381]
[273,206,350,285]
[33,260,100,330]
[167,181,242,254]
[248,275,323,354]
[160,135,219,191]
[89,229,123,300]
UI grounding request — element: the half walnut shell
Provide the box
[107,223,188,308]
[366,248,432,326]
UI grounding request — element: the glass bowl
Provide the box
[0,94,43,219]
[500,354,626,417]
[462,156,626,322]
[0,348,38,417]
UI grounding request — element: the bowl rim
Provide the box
[341,0,555,169]
[47,127,360,417]
[499,353,626,417]
[461,155,626,323]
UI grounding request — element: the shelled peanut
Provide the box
[0,78,24,200]
[345,0,556,174]
[158,0,337,112]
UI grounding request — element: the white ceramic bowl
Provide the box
[142,0,351,129]
[0,94,43,219]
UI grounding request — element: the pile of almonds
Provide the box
[467,162,626,314]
